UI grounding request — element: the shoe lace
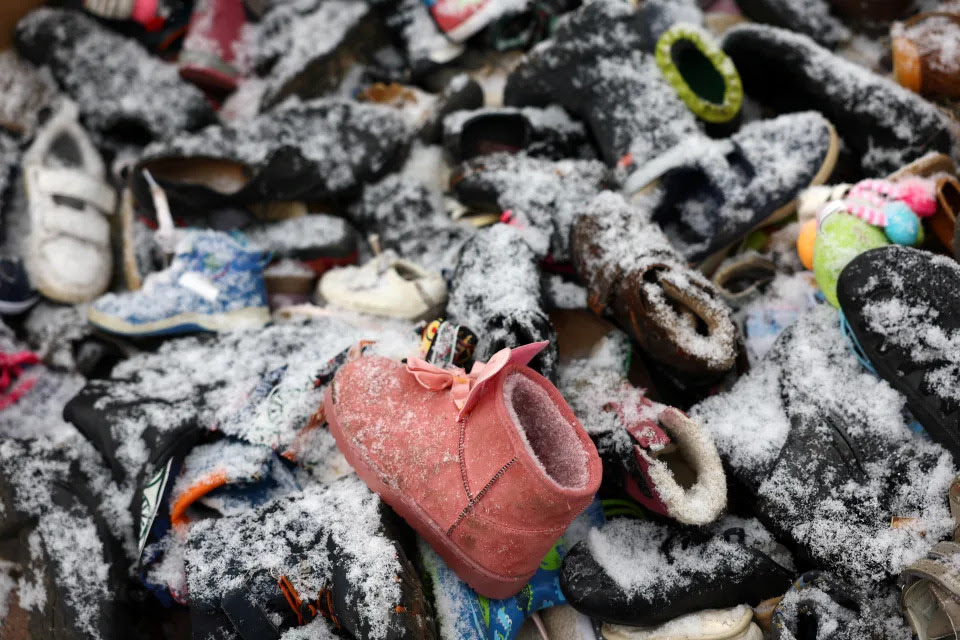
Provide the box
[142,169,179,260]
[0,350,41,410]
[276,575,341,630]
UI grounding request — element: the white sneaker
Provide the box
[603,606,763,640]
[317,251,447,320]
[23,101,116,304]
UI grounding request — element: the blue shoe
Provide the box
[420,499,604,640]
[0,257,39,315]
[89,230,270,336]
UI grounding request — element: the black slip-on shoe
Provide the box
[560,515,794,626]
[838,245,960,462]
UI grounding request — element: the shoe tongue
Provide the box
[628,418,673,455]
[616,400,672,452]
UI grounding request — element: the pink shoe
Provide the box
[424,0,504,43]
[178,0,247,93]
[323,342,602,598]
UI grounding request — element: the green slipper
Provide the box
[655,23,743,123]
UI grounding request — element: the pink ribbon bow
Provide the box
[406,341,549,416]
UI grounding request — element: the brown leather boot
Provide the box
[571,192,738,381]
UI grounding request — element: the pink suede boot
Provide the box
[324,342,602,598]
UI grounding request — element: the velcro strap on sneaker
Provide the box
[35,166,117,214]
[42,205,110,246]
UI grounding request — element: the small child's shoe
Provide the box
[89,230,270,336]
[324,341,602,598]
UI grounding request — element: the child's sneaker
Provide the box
[23,100,116,304]
[88,230,270,337]
[559,516,794,627]
[318,250,447,321]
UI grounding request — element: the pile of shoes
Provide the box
[4,0,960,639]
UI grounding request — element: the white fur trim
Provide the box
[636,408,727,525]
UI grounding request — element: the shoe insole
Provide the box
[393,263,422,281]
[940,179,960,222]
[652,270,712,337]
[718,265,776,294]
[48,132,83,167]
[671,39,727,106]
[144,157,250,195]
[658,449,697,490]
[460,114,529,160]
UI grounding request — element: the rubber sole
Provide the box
[842,305,960,459]
[88,306,270,337]
[323,387,532,599]
[0,296,39,316]
[23,155,113,305]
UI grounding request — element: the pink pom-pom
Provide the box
[896,178,937,217]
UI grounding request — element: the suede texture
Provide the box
[326,355,602,594]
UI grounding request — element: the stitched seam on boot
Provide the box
[446,458,517,536]
[457,416,473,501]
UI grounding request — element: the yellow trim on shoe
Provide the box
[655,23,743,124]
